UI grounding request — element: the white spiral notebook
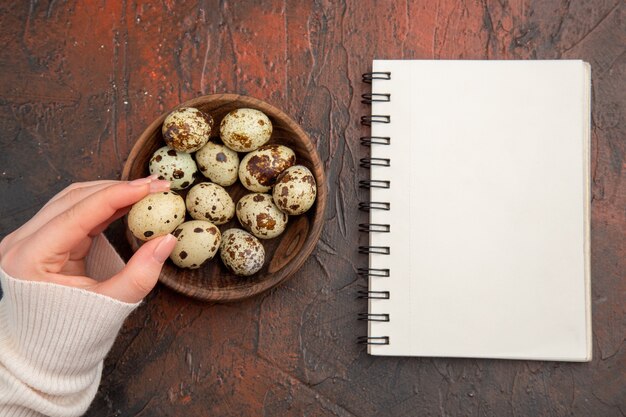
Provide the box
[359,60,592,361]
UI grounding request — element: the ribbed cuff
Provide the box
[0,235,138,417]
[0,271,140,392]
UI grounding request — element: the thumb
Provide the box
[95,234,177,303]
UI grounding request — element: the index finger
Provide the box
[32,179,170,256]
[43,180,120,209]
[6,181,122,250]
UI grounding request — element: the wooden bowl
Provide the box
[121,94,326,302]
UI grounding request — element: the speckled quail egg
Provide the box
[169,220,221,269]
[236,193,288,239]
[219,108,272,152]
[219,229,265,276]
[162,107,213,152]
[186,182,235,225]
[272,165,317,215]
[148,146,198,190]
[128,191,186,241]
[195,141,239,186]
[238,144,296,192]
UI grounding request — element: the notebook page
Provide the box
[368,60,591,360]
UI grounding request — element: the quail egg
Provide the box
[128,191,186,241]
[219,228,265,276]
[148,146,198,190]
[219,108,272,152]
[236,193,288,239]
[169,220,221,269]
[162,107,213,152]
[195,141,239,186]
[239,144,296,192]
[186,182,235,225]
[272,165,317,215]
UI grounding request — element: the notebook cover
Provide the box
[366,60,591,361]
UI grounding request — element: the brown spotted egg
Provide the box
[162,107,213,152]
[186,182,235,225]
[195,141,239,186]
[148,146,197,190]
[239,144,296,192]
[128,191,186,241]
[236,193,288,239]
[272,165,317,215]
[219,108,272,152]
[219,228,265,276]
[169,220,221,269]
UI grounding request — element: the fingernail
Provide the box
[149,180,171,193]
[153,234,176,263]
[129,176,153,186]
[147,174,159,180]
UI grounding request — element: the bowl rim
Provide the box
[121,93,327,302]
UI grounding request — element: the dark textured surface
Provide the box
[0,1,624,416]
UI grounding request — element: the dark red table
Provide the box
[1,1,624,416]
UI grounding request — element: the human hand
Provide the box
[0,176,178,303]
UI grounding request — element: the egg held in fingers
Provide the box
[170,220,222,269]
[127,191,186,241]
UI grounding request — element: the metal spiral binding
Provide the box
[359,179,390,189]
[360,136,391,146]
[361,115,390,125]
[360,157,390,168]
[358,268,390,277]
[358,70,391,348]
[361,93,391,103]
[357,290,390,299]
[358,223,390,233]
[358,201,390,211]
[358,246,390,255]
[357,336,390,345]
[362,72,391,83]
[358,313,390,322]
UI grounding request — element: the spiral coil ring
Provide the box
[361,115,391,125]
[361,93,391,103]
[358,313,390,322]
[358,223,390,233]
[358,268,390,277]
[359,179,390,189]
[359,70,392,348]
[358,201,390,211]
[360,136,391,146]
[362,72,391,83]
[357,290,390,300]
[357,336,390,345]
[358,246,390,255]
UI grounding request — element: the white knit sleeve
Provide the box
[0,235,138,417]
